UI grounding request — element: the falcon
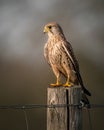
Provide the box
[43,22,91,97]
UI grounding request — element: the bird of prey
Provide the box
[43,22,91,97]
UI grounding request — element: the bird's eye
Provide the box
[48,26,52,29]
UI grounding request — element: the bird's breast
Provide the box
[48,42,62,65]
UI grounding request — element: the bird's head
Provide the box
[43,22,64,37]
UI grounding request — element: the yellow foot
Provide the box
[63,83,73,87]
[50,83,62,87]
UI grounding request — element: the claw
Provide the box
[50,76,62,87]
[50,83,62,87]
[63,82,73,87]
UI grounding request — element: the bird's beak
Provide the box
[43,27,49,33]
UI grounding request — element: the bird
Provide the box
[43,22,91,99]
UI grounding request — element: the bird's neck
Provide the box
[48,33,66,43]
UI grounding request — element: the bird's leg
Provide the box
[63,76,73,87]
[50,75,62,87]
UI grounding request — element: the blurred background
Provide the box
[0,0,104,130]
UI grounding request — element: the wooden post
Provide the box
[47,86,82,130]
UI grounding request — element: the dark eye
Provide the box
[48,26,52,29]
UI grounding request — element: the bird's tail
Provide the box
[82,86,91,96]
[81,93,91,108]
[76,71,91,96]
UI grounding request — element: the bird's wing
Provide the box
[44,43,50,65]
[62,41,79,71]
[62,41,91,96]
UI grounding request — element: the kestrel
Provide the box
[43,22,91,97]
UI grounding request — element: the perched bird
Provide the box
[43,22,91,98]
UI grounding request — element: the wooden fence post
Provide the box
[47,86,82,130]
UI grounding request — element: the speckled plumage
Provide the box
[44,22,91,97]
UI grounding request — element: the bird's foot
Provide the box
[63,82,73,87]
[50,83,62,87]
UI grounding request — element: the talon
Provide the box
[63,82,73,87]
[50,83,62,87]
